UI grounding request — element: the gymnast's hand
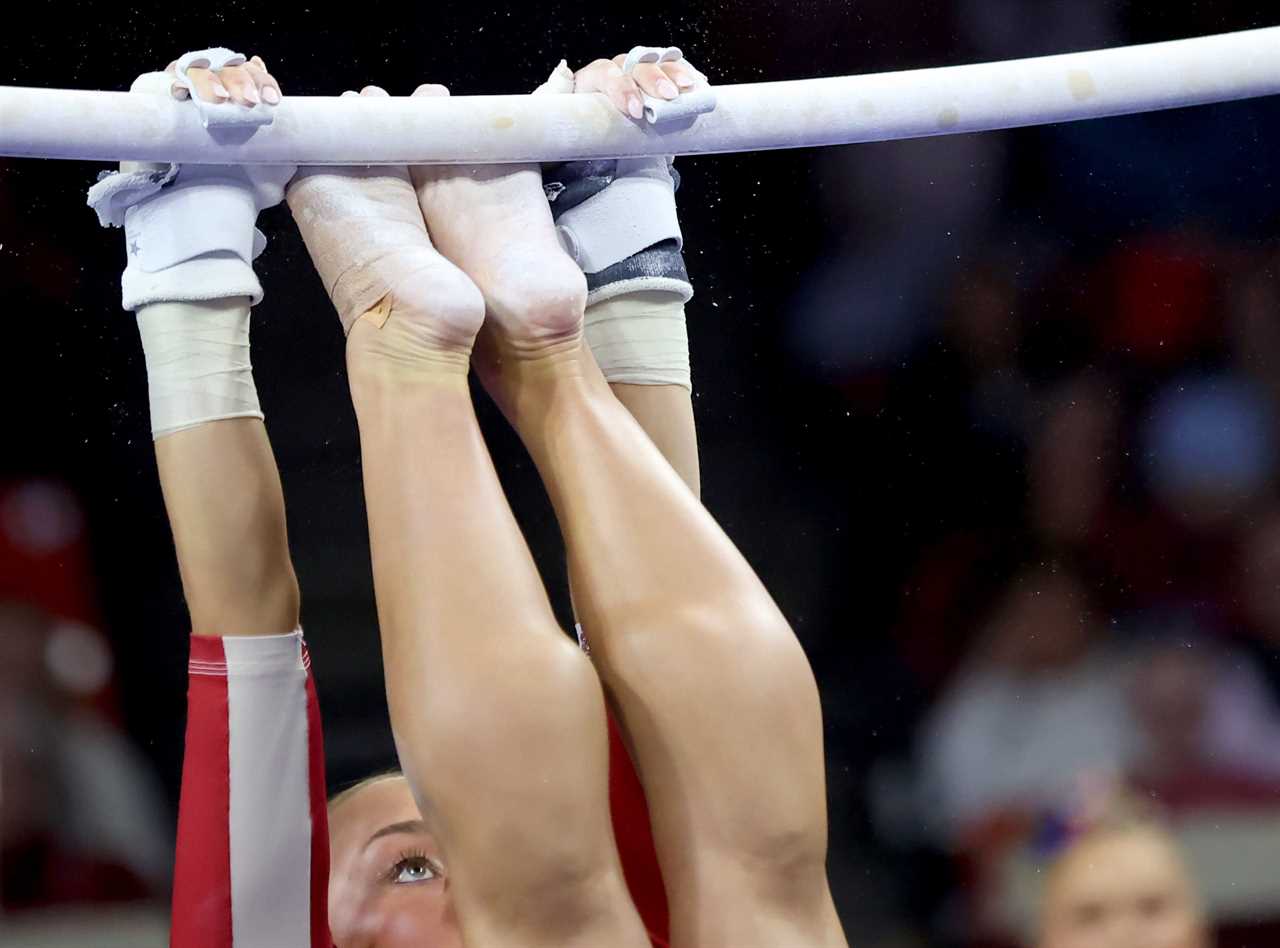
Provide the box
[534,48,698,311]
[86,48,294,317]
[570,51,708,119]
[163,53,282,107]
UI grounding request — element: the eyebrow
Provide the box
[363,820,430,851]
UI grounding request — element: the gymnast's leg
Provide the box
[416,163,846,948]
[288,113,649,948]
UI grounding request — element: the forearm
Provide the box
[581,273,698,498]
[139,298,298,636]
[155,418,299,636]
[609,383,700,498]
[92,55,296,636]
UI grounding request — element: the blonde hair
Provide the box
[1064,792,1165,840]
[328,770,404,815]
[1045,791,1177,877]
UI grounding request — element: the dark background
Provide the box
[3,2,1280,944]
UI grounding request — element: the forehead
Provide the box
[331,777,422,854]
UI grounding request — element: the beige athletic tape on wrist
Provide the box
[584,293,690,389]
[136,299,262,438]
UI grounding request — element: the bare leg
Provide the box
[341,269,649,948]
[416,166,846,948]
[497,346,843,948]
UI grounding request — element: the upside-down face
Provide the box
[328,775,462,948]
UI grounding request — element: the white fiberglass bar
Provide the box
[1,27,1278,165]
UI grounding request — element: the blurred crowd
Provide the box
[786,5,1280,943]
[0,481,170,920]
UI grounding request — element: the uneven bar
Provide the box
[1,27,1277,165]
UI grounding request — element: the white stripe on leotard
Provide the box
[225,632,314,947]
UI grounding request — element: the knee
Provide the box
[609,590,817,703]
[397,637,628,929]
[390,629,606,801]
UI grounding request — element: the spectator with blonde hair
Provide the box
[1037,799,1210,948]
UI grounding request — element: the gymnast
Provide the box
[88,47,846,948]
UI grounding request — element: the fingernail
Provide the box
[628,97,644,119]
[262,86,280,104]
[243,85,261,105]
[676,75,695,89]
[658,79,679,100]
[211,81,230,100]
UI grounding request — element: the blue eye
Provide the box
[391,854,439,885]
